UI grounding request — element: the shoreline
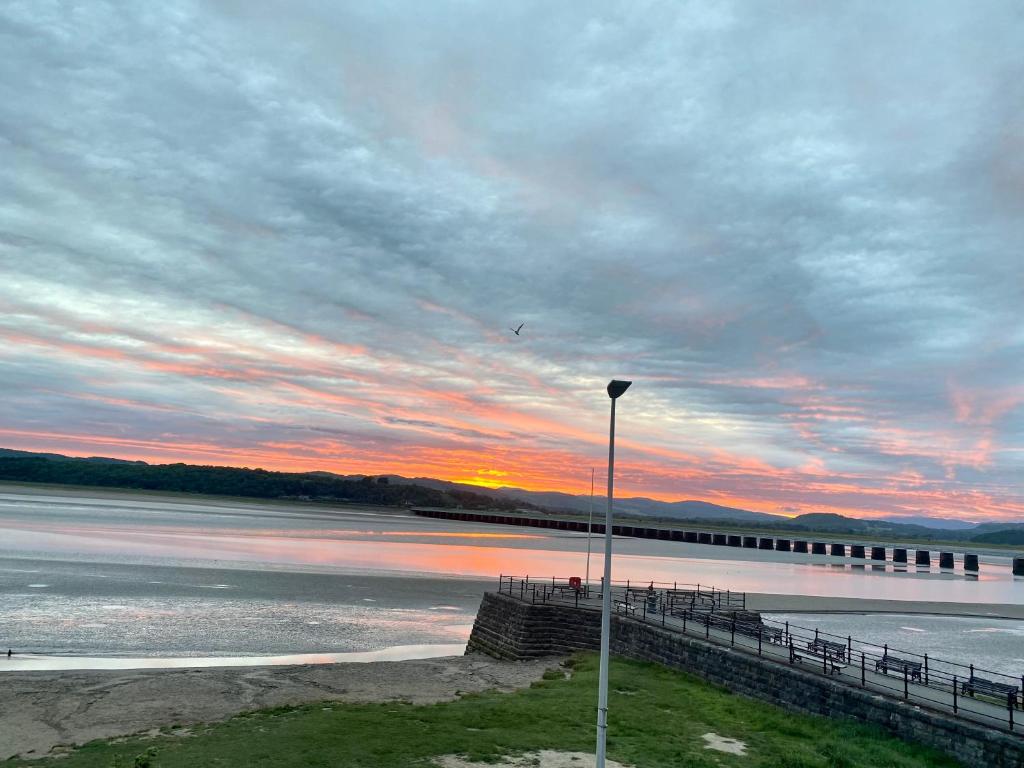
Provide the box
[0,642,469,673]
[747,592,1024,620]
[0,653,557,761]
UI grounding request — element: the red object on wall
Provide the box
[569,576,582,590]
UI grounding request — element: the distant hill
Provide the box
[878,515,980,531]
[0,448,144,464]
[1,447,1021,542]
[368,475,783,523]
[778,512,960,539]
[0,453,526,512]
[971,528,1024,545]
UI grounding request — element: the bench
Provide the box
[875,655,922,681]
[613,599,636,615]
[666,591,718,610]
[960,676,1020,708]
[677,609,713,624]
[547,584,581,597]
[807,638,847,661]
[791,644,846,676]
[733,621,780,643]
[761,626,785,645]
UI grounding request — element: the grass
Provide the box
[4,654,960,768]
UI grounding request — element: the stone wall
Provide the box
[468,592,1024,768]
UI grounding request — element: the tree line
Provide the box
[0,457,524,511]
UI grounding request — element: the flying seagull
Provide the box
[510,322,525,336]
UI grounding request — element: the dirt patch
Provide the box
[435,750,633,767]
[702,732,747,755]
[0,653,558,761]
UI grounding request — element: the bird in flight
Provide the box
[510,322,525,336]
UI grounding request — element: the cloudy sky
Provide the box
[1,2,1022,521]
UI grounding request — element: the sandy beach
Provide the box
[0,653,556,761]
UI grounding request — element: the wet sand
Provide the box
[0,653,557,761]
[747,592,1024,619]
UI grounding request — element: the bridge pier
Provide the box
[964,554,979,571]
[870,546,886,560]
[776,539,791,551]
[893,548,908,564]
[850,545,865,558]
[793,540,809,553]
[830,543,846,557]
[811,542,826,555]
[915,550,931,566]
[939,552,954,569]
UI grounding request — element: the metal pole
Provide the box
[596,398,617,768]
[585,468,595,596]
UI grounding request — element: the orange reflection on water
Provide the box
[342,531,544,539]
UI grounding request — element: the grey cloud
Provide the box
[1,0,1022,517]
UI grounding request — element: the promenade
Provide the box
[499,576,1023,735]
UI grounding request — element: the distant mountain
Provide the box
[969,521,1024,537]
[878,515,980,531]
[286,473,1021,533]
[971,528,1024,545]
[2,448,1019,539]
[371,475,783,523]
[0,448,145,464]
[779,512,980,539]
[0,453,526,512]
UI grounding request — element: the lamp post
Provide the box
[585,467,595,596]
[596,379,631,768]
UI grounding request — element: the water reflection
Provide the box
[1,491,1020,608]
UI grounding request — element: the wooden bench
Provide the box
[960,676,1020,708]
[790,644,846,676]
[875,655,922,681]
[807,638,847,661]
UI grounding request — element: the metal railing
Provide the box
[497,575,1022,734]
[497,574,745,611]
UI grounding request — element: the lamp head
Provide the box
[607,379,632,399]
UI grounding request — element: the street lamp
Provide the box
[596,378,631,768]
[585,467,595,596]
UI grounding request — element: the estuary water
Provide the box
[0,484,1021,670]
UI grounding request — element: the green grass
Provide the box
[5,654,960,768]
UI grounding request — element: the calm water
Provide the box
[1,486,1021,669]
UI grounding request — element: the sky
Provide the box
[1,1,1023,522]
